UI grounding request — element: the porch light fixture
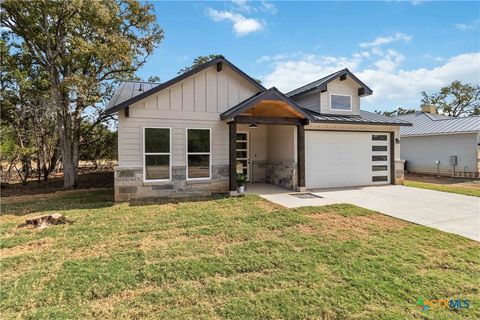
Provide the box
[249,123,258,129]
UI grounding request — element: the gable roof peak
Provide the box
[286,68,373,98]
[106,55,266,114]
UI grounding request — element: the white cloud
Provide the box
[261,49,480,110]
[262,54,362,92]
[359,32,412,48]
[359,53,480,108]
[206,8,264,36]
[260,1,277,14]
[231,0,277,14]
[411,0,425,6]
[454,20,479,30]
[232,0,251,12]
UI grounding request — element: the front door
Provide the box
[236,132,250,182]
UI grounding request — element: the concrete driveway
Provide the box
[248,184,480,241]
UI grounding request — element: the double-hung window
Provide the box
[144,127,170,181]
[187,129,211,180]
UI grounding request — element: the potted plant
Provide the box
[236,173,247,194]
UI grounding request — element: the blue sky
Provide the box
[137,1,480,111]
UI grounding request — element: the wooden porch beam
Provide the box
[297,125,306,190]
[229,122,237,192]
[234,115,306,126]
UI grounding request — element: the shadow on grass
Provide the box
[128,193,230,207]
[1,188,114,216]
[1,171,114,198]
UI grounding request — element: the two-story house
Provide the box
[106,56,411,201]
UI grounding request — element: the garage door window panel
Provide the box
[372,134,387,141]
[372,155,388,161]
[372,145,388,152]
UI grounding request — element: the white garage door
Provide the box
[305,131,391,189]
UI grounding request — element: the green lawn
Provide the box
[1,189,479,319]
[405,180,480,197]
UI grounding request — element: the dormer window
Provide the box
[330,94,352,111]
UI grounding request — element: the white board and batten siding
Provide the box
[400,133,478,175]
[118,65,261,168]
[293,77,361,116]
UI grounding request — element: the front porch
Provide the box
[220,88,313,194]
[234,124,300,190]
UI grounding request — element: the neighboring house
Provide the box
[106,56,411,201]
[396,107,480,178]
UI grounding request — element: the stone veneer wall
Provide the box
[115,165,229,201]
[395,159,405,185]
[265,161,296,190]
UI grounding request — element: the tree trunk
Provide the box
[54,87,79,189]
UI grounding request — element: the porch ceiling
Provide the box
[241,99,305,118]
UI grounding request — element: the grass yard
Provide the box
[404,180,480,197]
[1,188,479,319]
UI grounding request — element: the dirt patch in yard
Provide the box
[1,170,114,197]
[0,237,54,259]
[306,212,408,241]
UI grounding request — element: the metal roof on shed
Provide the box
[396,113,480,136]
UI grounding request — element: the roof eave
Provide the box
[311,119,412,126]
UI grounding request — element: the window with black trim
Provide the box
[372,155,388,161]
[187,129,211,179]
[144,128,170,181]
[372,134,387,141]
[372,165,388,171]
[330,94,352,110]
[372,145,388,152]
[372,176,388,182]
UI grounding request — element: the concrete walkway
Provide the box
[248,184,480,241]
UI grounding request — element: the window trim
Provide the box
[186,128,212,181]
[143,126,172,183]
[329,94,352,111]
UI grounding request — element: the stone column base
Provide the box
[394,159,405,185]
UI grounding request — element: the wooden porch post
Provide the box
[229,122,237,193]
[297,124,306,190]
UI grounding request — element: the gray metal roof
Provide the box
[396,113,480,136]
[106,81,160,110]
[303,109,412,126]
[286,68,373,98]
